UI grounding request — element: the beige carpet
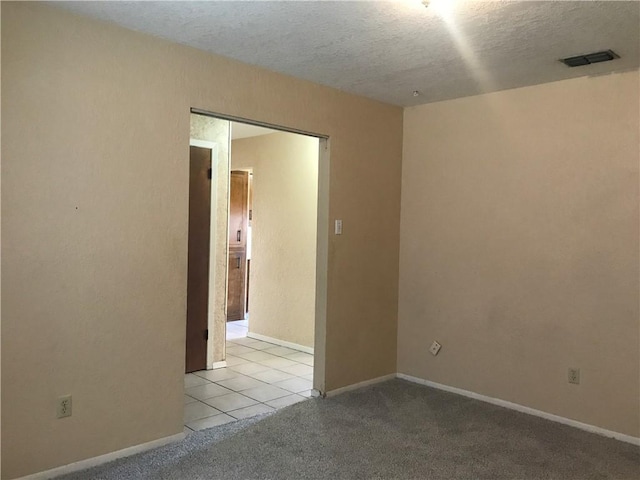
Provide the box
[59,379,640,479]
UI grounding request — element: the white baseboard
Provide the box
[397,373,640,446]
[16,432,185,480]
[325,374,396,397]
[246,332,314,354]
[211,360,227,369]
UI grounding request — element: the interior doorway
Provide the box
[183,112,327,431]
[226,170,250,322]
[185,145,212,373]
[185,140,218,373]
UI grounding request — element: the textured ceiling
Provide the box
[55,1,639,107]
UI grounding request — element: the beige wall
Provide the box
[231,132,319,348]
[190,114,230,363]
[1,3,402,478]
[399,71,640,437]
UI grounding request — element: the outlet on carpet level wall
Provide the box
[568,368,580,385]
[57,395,73,418]
[429,341,442,356]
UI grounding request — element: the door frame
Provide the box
[188,138,220,370]
[190,108,330,394]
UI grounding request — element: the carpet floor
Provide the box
[59,379,639,479]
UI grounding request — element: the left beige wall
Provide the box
[1,3,402,478]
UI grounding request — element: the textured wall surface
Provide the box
[1,3,402,478]
[399,71,640,437]
[190,114,230,364]
[231,132,319,348]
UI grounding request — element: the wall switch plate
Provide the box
[335,219,343,235]
[568,368,580,385]
[429,341,442,356]
[57,395,72,418]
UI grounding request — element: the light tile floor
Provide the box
[184,320,314,432]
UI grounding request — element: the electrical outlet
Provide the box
[57,395,72,418]
[568,368,580,385]
[429,341,442,356]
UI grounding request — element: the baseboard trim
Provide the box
[246,332,314,354]
[15,432,185,480]
[211,360,227,369]
[325,374,396,397]
[398,373,640,446]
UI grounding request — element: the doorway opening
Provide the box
[185,139,218,373]
[184,112,328,432]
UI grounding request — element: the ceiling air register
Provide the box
[561,50,619,67]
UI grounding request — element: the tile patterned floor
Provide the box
[184,321,314,432]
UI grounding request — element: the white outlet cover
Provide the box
[57,395,72,419]
[568,368,580,385]
[429,341,442,356]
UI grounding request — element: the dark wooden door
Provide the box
[229,171,248,248]
[227,171,249,321]
[186,146,211,373]
[227,249,247,321]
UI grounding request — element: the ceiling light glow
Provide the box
[426,0,456,20]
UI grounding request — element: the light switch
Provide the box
[335,219,343,235]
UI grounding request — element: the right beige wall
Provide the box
[398,70,639,437]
